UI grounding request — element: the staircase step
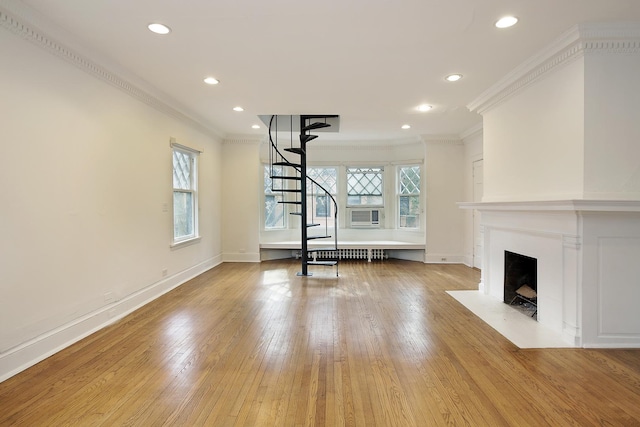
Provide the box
[307,235,331,240]
[307,260,338,266]
[284,147,305,155]
[290,212,302,216]
[307,247,337,252]
[300,134,318,144]
[271,176,301,181]
[302,122,332,132]
[277,189,301,193]
[279,201,302,205]
[273,161,301,168]
[307,223,321,227]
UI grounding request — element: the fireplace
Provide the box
[504,251,537,318]
[459,199,640,347]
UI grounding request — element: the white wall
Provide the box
[222,139,261,262]
[584,53,640,199]
[462,129,483,266]
[482,59,586,202]
[0,28,222,380]
[424,140,466,262]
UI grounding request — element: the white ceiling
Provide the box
[15,0,640,141]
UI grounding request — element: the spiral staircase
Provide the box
[264,114,340,276]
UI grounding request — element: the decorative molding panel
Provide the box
[0,5,224,139]
[562,235,582,249]
[468,23,640,114]
[596,236,640,338]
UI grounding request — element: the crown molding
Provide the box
[223,136,265,145]
[468,22,640,115]
[304,136,424,151]
[0,3,225,140]
[420,134,462,146]
[459,122,483,141]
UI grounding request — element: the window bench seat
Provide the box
[260,240,425,262]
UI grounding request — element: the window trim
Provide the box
[307,166,338,225]
[171,139,201,247]
[263,164,287,230]
[346,166,384,208]
[397,164,421,230]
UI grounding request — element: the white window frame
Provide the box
[346,166,384,207]
[171,139,201,247]
[397,164,421,229]
[307,166,338,226]
[264,164,287,230]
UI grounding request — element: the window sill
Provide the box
[171,236,201,249]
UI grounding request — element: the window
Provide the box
[307,167,337,226]
[347,167,383,206]
[398,165,420,228]
[264,165,286,229]
[172,144,199,244]
[315,196,329,217]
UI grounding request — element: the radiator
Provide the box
[296,248,387,262]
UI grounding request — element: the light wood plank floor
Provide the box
[1,260,640,426]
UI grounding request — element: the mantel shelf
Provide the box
[457,199,640,213]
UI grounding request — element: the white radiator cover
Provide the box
[295,248,387,262]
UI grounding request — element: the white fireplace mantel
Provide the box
[458,199,640,213]
[458,199,640,348]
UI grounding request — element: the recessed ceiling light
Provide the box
[445,74,463,82]
[417,104,433,112]
[252,124,260,129]
[233,106,244,112]
[401,124,411,130]
[495,16,518,29]
[148,23,171,35]
[204,77,219,85]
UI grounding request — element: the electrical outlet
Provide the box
[161,268,168,277]
[441,257,447,262]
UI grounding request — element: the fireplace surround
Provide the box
[459,200,640,348]
[459,22,640,348]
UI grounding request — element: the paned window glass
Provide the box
[307,167,337,226]
[173,148,198,242]
[398,165,420,228]
[264,165,285,228]
[347,167,383,206]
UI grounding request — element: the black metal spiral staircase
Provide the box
[266,114,340,276]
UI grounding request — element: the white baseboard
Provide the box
[260,249,294,261]
[461,255,474,267]
[424,254,466,264]
[386,249,424,262]
[0,256,220,383]
[222,252,261,262]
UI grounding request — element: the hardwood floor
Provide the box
[1,260,640,426]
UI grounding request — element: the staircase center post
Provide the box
[300,115,309,276]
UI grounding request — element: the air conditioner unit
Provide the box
[349,208,382,228]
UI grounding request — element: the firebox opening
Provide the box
[504,251,537,319]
